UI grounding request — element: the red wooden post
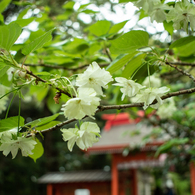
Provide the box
[112,154,118,195]
[190,162,195,195]
[47,184,53,195]
[132,169,138,195]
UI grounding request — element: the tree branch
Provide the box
[167,61,195,66]
[30,86,195,136]
[25,69,72,98]
[165,61,195,82]
[25,63,109,71]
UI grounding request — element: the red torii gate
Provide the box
[87,112,195,195]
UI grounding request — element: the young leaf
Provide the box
[122,53,146,79]
[163,21,174,35]
[36,121,61,131]
[109,20,128,35]
[0,116,24,132]
[169,36,195,49]
[106,51,138,74]
[0,0,12,14]
[110,30,149,54]
[87,20,111,36]
[29,139,44,162]
[155,138,189,157]
[0,23,22,51]
[22,28,55,55]
[24,113,60,128]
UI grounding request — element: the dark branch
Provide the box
[25,69,72,98]
[25,63,109,71]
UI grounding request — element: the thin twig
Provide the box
[105,48,113,62]
[25,63,109,70]
[167,61,195,66]
[25,69,72,98]
[165,61,195,82]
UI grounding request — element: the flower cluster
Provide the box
[61,62,113,151]
[133,0,195,32]
[61,122,100,151]
[114,76,170,110]
[0,133,37,159]
[61,62,113,120]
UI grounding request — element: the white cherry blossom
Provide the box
[157,98,177,119]
[62,88,100,120]
[61,122,100,151]
[76,61,113,96]
[132,86,170,110]
[142,74,161,88]
[0,134,37,159]
[113,77,144,100]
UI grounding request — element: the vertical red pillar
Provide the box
[132,169,138,195]
[47,184,53,195]
[112,154,118,195]
[190,162,195,195]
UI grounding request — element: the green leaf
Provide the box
[106,52,138,74]
[155,138,189,156]
[119,0,137,2]
[110,30,149,54]
[0,0,11,14]
[177,40,195,57]
[0,116,24,132]
[63,1,75,9]
[169,36,195,49]
[163,21,174,35]
[0,64,10,78]
[36,121,61,131]
[109,20,128,35]
[13,18,35,27]
[24,113,59,128]
[0,13,4,23]
[22,28,55,55]
[87,20,111,36]
[29,139,44,162]
[122,53,146,78]
[0,23,22,51]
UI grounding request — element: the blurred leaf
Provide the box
[63,1,75,9]
[170,36,195,49]
[22,28,55,55]
[110,30,149,54]
[13,18,35,27]
[107,52,137,74]
[0,0,11,14]
[0,116,24,132]
[0,23,22,51]
[87,20,111,36]
[156,138,189,156]
[109,20,128,35]
[163,20,174,35]
[24,113,60,128]
[29,139,44,162]
[36,121,61,131]
[122,53,146,78]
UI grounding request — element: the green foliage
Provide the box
[0,0,12,14]
[0,23,22,51]
[29,139,44,162]
[110,30,149,54]
[0,116,24,132]
[24,113,60,129]
[22,28,55,55]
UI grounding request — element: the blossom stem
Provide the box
[147,63,151,88]
[5,91,17,119]
[17,93,21,136]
